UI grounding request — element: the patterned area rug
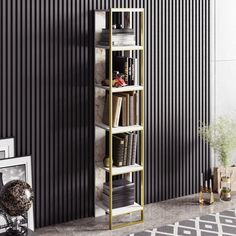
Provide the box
[129,209,236,236]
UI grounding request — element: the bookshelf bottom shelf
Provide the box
[97,201,143,217]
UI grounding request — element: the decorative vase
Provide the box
[220,167,232,201]
[103,155,112,168]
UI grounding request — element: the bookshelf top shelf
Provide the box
[96,123,143,134]
[95,84,143,93]
[101,163,143,175]
[96,45,144,51]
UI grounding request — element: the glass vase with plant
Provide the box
[199,117,236,201]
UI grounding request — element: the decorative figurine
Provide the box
[0,179,34,235]
[102,71,127,88]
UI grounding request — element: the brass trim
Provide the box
[111,219,144,230]
[109,9,113,230]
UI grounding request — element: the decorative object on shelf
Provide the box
[102,179,134,209]
[199,173,214,205]
[0,180,33,235]
[103,155,112,168]
[0,156,34,231]
[199,117,236,201]
[99,27,135,46]
[101,71,127,88]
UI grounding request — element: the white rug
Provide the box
[129,209,236,235]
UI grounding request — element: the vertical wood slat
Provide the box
[0,0,210,228]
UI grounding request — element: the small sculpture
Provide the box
[0,179,34,235]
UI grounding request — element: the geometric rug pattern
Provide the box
[129,209,236,236]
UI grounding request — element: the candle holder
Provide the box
[199,174,214,205]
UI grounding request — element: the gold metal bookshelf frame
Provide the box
[96,8,144,230]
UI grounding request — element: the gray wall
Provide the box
[212,0,236,165]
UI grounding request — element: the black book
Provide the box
[126,132,134,166]
[128,58,132,85]
[116,133,129,166]
[112,135,125,167]
[131,133,138,165]
[103,179,134,191]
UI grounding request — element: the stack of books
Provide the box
[100,28,136,46]
[113,132,138,167]
[102,179,135,209]
[113,56,138,85]
[102,92,139,128]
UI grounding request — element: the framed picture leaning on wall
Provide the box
[0,156,34,231]
[0,138,15,159]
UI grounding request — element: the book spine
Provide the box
[112,135,125,167]
[126,93,130,126]
[131,133,138,165]
[135,92,139,125]
[121,96,127,126]
[124,60,129,84]
[126,132,134,166]
[134,58,138,85]
[123,135,128,166]
[131,58,135,85]
[113,96,122,127]
[128,58,132,85]
[129,93,135,126]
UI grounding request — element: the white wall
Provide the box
[212,0,236,166]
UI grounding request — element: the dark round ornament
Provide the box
[0,180,34,217]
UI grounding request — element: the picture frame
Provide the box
[0,156,34,231]
[0,138,15,159]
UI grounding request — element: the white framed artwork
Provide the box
[0,138,15,159]
[0,156,34,231]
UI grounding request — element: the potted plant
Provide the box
[199,117,236,201]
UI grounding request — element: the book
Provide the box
[134,92,139,125]
[129,92,135,126]
[112,135,125,167]
[99,41,136,46]
[131,132,138,165]
[116,133,129,166]
[102,94,122,128]
[102,28,135,34]
[100,29,136,47]
[103,179,134,191]
[126,132,134,166]
[128,58,132,85]
[134,58,138,85]
[116,93,130,126]
[102,193,134,208]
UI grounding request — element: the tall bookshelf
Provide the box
[95,8,144,230]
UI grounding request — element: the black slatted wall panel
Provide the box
[144,0,210,203]
[0,0,210,228]
[0,0,95,228]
